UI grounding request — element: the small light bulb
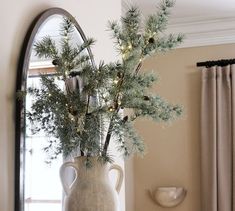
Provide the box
[48,93,52,97]
[113,79,119,84]
[121,46,125,50]
[65,36,69,42]
[109,107,114,112]
[128,44,132,49]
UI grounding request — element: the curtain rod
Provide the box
[197,59,235,67]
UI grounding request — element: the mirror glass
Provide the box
[16,10,93,211]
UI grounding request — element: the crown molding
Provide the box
[167,15,235,48]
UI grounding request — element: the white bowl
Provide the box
[149,187,187,207]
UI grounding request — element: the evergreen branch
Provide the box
[86,94,90,114]
[78,38,96,54]
[74,55,91,67]
[102,116,115,155]
[60,17,75,37]
[107,21,123,50]
[34,36,58,58]
[154,33,184,52]
[102,63,126,154]
[134,62,142,74]
[26,1,184,162]
[145,0,175,34]
[122,6,141,36]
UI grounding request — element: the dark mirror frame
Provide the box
[15,8,95,211]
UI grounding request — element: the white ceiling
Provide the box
[122,0,235,47]
[125,0,235,21]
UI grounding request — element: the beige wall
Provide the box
[133,43,235,211]
[0,1,121,211]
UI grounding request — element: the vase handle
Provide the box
[59,161,79,196]
[109,164,124,193]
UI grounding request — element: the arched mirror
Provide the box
[15,8,94,211]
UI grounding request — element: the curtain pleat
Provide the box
[201,65,235,211]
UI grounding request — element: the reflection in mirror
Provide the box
[15,9,93,211]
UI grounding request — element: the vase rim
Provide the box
[74,156,100,159]
[73,156,107,163]
[73,156,110,168]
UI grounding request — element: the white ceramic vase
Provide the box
[60,156,123,211]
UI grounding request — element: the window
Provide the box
[24,68,63,211]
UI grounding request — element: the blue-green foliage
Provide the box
[26,0,184,162]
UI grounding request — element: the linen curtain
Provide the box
[201,65,235,211]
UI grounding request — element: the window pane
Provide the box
[25,76,63,211]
